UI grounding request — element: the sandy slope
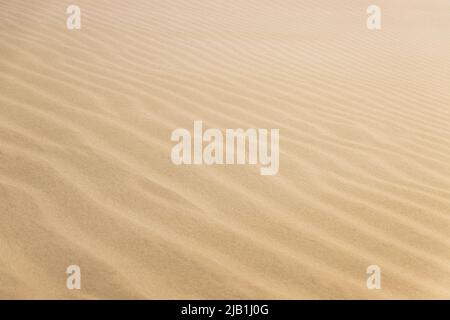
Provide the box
[0,0,449,299]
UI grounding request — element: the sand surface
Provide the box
[1,0,450,299]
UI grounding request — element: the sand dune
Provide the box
[0,0,450,299]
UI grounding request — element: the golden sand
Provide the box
[0,0,449,299]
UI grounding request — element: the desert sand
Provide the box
[0,0,450,299]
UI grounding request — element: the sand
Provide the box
[0,0,450,299]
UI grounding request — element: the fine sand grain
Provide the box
[0,0,450,299]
